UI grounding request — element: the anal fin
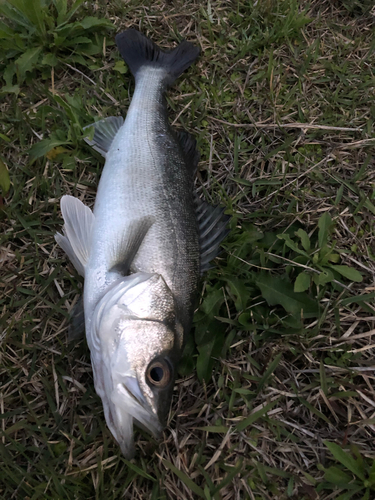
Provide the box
[195,197,231,274]
[175,129,200,175]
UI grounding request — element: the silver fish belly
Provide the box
[55,29,229,458]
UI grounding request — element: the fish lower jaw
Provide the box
[106,388,164,457]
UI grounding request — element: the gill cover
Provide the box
[89,272,178,458]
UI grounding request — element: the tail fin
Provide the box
[115,29,199,86]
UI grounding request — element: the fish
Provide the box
[55,29,229,458]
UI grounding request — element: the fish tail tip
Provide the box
[115,29,199,86]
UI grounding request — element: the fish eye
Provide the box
[146,359,171,388]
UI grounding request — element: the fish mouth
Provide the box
[115,378,163,439]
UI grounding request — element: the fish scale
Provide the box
[89,68,199,329]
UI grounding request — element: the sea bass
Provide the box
[55,29,229,458]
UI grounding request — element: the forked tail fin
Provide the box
[115,29,199,86]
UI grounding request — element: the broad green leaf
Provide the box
[256,273,319,317]
[324,441,366,481]
[361,488,370,500]
[296,228,310,251]
[0,84,20,94]
[324,466,354,486]
[8,0,47,37]
[0,22,14,37]
[369,459,375,484]
[46,146,69,160]
[341,292,375,306]
[336,486,369,500]
[0,159,10,194]
[78,17,113,30]
[61,0,85,25]
[335,184,344,205]
[2,0,36,29]
[234,388,254,395]
[162,459,205,498]
[29,138,70,161]
[54,0,68,21]
[196,330,224,382]
[225,277,248,311]
[0,133,11,143]
[244,224,264,243]
[331,265,362,283]
[318,212,332,248]
[238,312,256,331]
[312,268,334,286]
[2,62,20,91]
[113,60,128,74]
[277,233,309,257]
[178,335,195,376]
[328,253,340,263]
[66,36,92,45]
[15,46,43,77]
[42,53,58,67]
[200,288,224,317]
[294,271,310,292]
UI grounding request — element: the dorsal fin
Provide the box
[55,195,95,277]
[195,197,230,273]
[175,130,200,175]
[83,116,124,157]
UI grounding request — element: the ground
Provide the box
[0,0,375,499]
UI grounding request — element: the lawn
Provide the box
[0,0,375,499]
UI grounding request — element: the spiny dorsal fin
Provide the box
[115,29,199,86]
[55,195,95,277]
[84,116,124,157]
[195,197,230,274]
[176,129,200,175]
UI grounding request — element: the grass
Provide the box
[1,0,375,498]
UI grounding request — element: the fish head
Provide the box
[91,272,182,457]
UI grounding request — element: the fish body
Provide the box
[85,64,199,341]
[55,29,229,457]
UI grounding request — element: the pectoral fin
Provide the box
[55,195,95,277]
[109,217,154,276]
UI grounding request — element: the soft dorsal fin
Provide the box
[55,195,95,277]
[84,116,124,157]
[175,130,200,175]
[195,197,230,273]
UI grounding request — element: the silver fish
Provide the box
[55,29,229,458]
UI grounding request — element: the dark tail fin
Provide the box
[115,29,199,86]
